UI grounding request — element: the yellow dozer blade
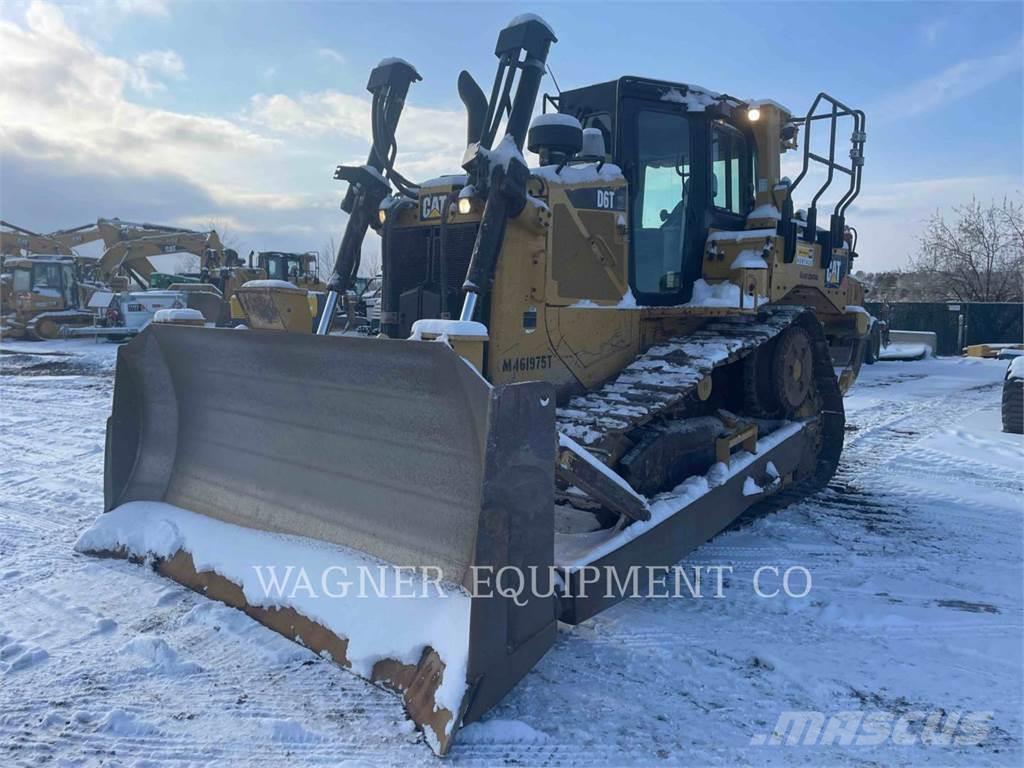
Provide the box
[81,323,558,753]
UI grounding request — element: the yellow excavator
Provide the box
[2,222,226,339]
[81,16,870,753]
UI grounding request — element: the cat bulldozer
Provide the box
[81,15,869,754]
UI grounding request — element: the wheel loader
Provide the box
[79,15,870,755]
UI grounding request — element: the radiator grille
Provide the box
[384,222,478,327]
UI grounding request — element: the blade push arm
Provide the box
[317,59,421,335]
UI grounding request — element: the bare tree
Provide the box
[910,197,1024,302]
[360,249,381,278]
[172,253,201,273]
[318,237,337,283]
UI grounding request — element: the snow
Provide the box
[531,162,625,184]
[730,249,769,270]
[556,422,805,569]
[659,85,720,111]
[505,12,554,35]
[0,344,1021,765]
[240,279,300,290]
[568,288,637,309]
[682,278,767,308]
[746,98,792,116]
[708,227,778,242]
[75,501,472,731]
[1009,356,1024,380]
[408,319,488,340]
[530,112,582,130]
[742,476,763,496]
[879,342,931,361]
[747,203,781,221]
[376,57,420,77]
[481,133,526,173]
[153,308,203,323]
[558,433,648,510]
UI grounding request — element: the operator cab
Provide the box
[9,256,77,306]
[258,251,319,283]
[556,77,759,305]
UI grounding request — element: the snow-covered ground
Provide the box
[0,339,1021,766]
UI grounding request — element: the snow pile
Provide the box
[76,501,473,726]
[1009,356,1024,380]
[119,636,202,676]
[409,319,488,340]
[742,476,763,497]
[505,12,554,35]
[747,203,781,221]
[532,163,624,185]
[730,250,769,270]
[708,228,777,243]
[683,279,767,308]
[376,57,419,77]
[482,134,527,173]
[660,85,719,111]
[98,709,161,737]
[241,280,301,290]
[530,112,582,130]
[569,288,637,309]
[153,308,203,324]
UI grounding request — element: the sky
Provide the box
[0,0,1021,274]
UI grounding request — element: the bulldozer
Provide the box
[79,15,869,754]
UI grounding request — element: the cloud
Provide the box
[920,18,947,45]
[316,47,346,65]
[0,2,467,257]
[845,175,1022,270]
[0,1,325,250]
[873,39,1023,121]
[244,88,467,180]
[112,0,169,16]
[135,49,185,79]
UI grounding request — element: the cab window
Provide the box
[711,123,750,215]
[33,263,63,290]
[632,110,691,295]
[13,268,31,293]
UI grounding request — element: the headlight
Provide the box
[747,107,761,122]
[378,209,387,225]
[457,197,473,215]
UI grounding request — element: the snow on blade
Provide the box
[75,501,472,728]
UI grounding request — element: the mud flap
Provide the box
[98,324,558,752]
